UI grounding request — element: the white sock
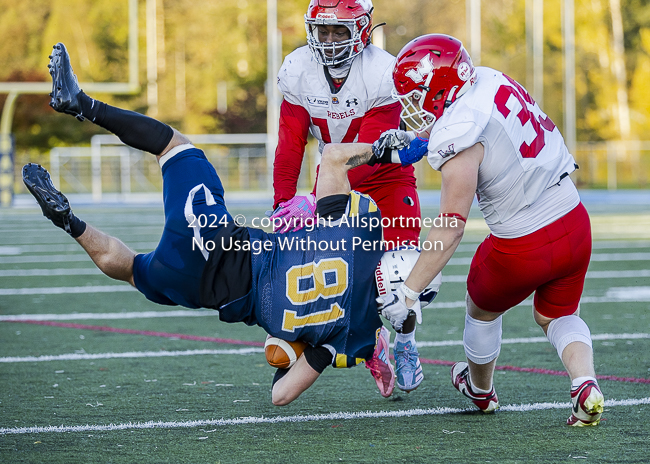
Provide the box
[467,373,492,394]
[395,329,416,346]
[572,376,597,388]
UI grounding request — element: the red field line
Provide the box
[8,320,265,347]
[9,320,650,384]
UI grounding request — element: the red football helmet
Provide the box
[392,34,477,132]
[305,0,374,67]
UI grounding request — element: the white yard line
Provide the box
[0,348,263,363]
[1,332,646,362]
[0,285,136,296]
[448,252,650,265]
[1,268,649,279]
[3,251,650,265]
[0,268,101,277]
[0,310,217,321]
[1,397,648,435]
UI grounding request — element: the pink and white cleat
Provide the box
[365,326,395,398]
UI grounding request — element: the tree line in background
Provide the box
[1,0,649,162]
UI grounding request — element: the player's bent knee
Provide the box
[546,315,592,359]
[159,128,191,157]
[463,313,503,364]
[320,143,348,167]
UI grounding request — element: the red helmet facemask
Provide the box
[392,34,477,131]
[305,0,374,67]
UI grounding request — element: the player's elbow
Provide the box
[271,388,295,406]
[449,220,466,242]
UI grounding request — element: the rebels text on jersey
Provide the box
[278,44,395,151]
[426,67,579,238]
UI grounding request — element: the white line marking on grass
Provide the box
[433,291,650,309]
[6,268,645,280]
[0,348,263,363]
[5,251,650,266]
[448,252,650,266]
[0,243,158,254]
[590,253,650,261]
[606,286,650,300]
[0,246,21,255]
[1,397,648,435]
[0,268,101,277]
[0,285,136,296]
[442,270,650,282]
[0,255,94,264]
[0,310,217,321]
[2,333,646,363]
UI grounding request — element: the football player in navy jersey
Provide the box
[25,43,440,405]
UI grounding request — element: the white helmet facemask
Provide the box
[305,16,369,67]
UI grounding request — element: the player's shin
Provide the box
[77,93,174,155]
[463,312,502,391]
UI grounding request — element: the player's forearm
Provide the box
[316,143,374,199]
[343,143,375,168]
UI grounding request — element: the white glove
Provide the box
[376,286,420,331]
[376,129,416,151]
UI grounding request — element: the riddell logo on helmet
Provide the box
[375,263,387,296]
[457,62,472,81]
[316,13,337,20]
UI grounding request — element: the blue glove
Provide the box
[396,137,429,166]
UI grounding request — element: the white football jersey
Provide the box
[277,44,396,153]
[427,67,579,238]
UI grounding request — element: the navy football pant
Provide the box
[132,146,232,308]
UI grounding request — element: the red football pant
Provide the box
[467,203,591,318]
[358,182,421,249]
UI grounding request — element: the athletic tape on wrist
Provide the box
[399,282,420,302]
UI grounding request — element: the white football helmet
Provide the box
[304,0,374,67]
[375,246,442,307]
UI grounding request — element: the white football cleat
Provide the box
[567,380,604,427]
[451,362,499,413]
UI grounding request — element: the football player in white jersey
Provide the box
[271,0,426,393]
[369,33,604,426]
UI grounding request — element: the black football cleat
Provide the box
[47,43,84,121]
[22,163,75,234]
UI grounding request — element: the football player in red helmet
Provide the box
[305,0,374,67]
[391,34,476,132]
[272,0,426,393]
[370,33,603,426]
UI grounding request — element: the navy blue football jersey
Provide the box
[221,191,384,360]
